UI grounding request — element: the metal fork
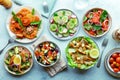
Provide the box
[0,38,15,54]
[97,38,108,68]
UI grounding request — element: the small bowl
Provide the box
[82,8,112,37]
[104,48,120,78]
[34,41,61,67]
[4,45,33,75]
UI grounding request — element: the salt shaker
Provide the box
[112,28,120,42]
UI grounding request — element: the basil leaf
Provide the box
[93,25,101,30]
[100,10,108,22]
[84,24,92,30]
[32,8,35,15]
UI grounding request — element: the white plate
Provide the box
[6,6,43,43]
[49,9,79,40]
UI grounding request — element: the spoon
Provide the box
[42,0,49,13]
[0,38,15,54]
[97,38,108,68]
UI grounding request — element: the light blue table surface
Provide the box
[0,0,120,80]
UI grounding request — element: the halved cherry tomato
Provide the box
[116,57,120,64]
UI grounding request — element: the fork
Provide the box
[97,38,108,68]
[0,38,15,54]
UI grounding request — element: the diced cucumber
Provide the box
[9,51,13,56]
[84,24,92,30]
[69,29,76,34]
[65,11,72,16]
[50,43,55,48]
[50,24,57,32]
[5,59,9,65]
[62,28,68,33]
[57,33,63,37]
[15,47,19,54]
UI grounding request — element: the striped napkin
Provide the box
[31,35,67,76]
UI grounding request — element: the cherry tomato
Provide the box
[113,68,119,73]
[110,63,115,68]
[112,53,118,59]
[113,61,116,65]
[119,67,120,70]
[118,53,120,57]
[116,57,120,64]
[109,57,114,64]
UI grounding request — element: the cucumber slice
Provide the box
[62,28,68,33]
[15,47,19,54]
[53,16,60,23]
[61,16,68,24]
[58,26,64,34]
[67,21,75,29]
[65,11,72,16]
[69,18,78,26]
[63,32,69,37]
[50,24,57,32]
[69,29,76,34]
[57,11,64,16]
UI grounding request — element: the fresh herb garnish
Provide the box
[32,8,35,15]
[100,10,108,22]
[30,21,42,29]
[54,12,58,16]
[12,11,24,28]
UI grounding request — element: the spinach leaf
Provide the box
[93,25,101,30]
[100,10,108,22]
[84,24,92,30]
[32,8,35,15]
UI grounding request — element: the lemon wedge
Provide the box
[13,55,21,65]
[90,49,99,59]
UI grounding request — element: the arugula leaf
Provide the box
[32,8,35,15]
[30,21,42,29]
[84,24,92,30]
[100,10,108,22]
[93,25,101,30]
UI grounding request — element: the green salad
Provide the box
[66,36,99,69]
[49,9,79,39]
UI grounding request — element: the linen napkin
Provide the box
[12,0,57,18]
[31,35,67,76]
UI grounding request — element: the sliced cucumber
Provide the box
[50,24,57,32]
[58,26,64,34]
[69,18,78,26]
[15,47,19,54]
[63,32,69,37]
[67,21,75,29]
[65,11,72,16]
[61,16,68,25]
[53,16,60,23]
[69,29,76,34]
[57,11,64,17]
